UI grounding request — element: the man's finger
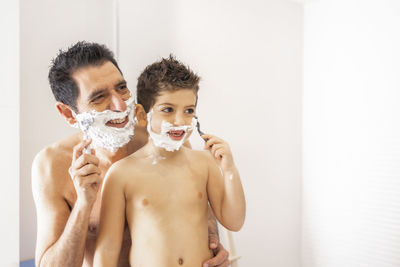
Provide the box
[208,235,219,250]
[73,153,99,170]
[203,243,229,267]
[72,139,92,160]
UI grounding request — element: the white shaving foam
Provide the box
[147,110,196,152]
[72,98,136,152]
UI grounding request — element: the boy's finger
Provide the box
[214,148,224,160]
[210,144,223,157]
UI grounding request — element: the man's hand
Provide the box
[203,236,230,267]
[68,139,101,208]
[202,134,235,173]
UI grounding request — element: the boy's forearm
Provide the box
[220,167,246,231]
[38,203,92,267]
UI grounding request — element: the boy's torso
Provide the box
[122,147,213,267]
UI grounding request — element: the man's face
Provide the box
[149,89,197,141]
[72,61,131,128]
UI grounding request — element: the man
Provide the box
[32,41,230,267]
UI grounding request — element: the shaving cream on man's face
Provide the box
[72,98,136,152]
[147,110,196,152]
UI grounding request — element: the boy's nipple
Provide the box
[142,198,149,206]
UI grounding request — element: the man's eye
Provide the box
[118,85,129,93]
[162,107,173,113]
[91,95,104,103]
[185,108,195,114]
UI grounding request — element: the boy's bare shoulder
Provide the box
[186,148,213,161]
[106,148,147,181]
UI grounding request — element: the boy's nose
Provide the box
[173,114,186,126]
[109,92,127,112]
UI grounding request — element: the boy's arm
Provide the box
[203,134,246,232]
[94,165,126,267]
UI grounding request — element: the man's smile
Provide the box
[106,116,129,128]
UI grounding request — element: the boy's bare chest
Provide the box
[126,162,209,211]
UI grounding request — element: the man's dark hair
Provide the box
[136,55,200,112]
[48,41,122,112]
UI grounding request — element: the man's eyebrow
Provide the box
[87,88,107,101]
[115,80,127,87]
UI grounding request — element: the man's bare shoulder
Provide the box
[32,133,81,192]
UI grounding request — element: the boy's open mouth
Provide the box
[106,116,129,128]
[168,130,185,141]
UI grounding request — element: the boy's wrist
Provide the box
[221,164,238,179]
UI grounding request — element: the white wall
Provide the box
[0,1,20,266]
[119,1,303,266]
[20,0,114,260]
[302,1,400,266]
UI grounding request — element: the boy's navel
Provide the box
[178,257,184,265]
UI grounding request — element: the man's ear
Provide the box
[134,104,147,127]
[56,102,77,126]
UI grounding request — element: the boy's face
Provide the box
[149,89,197,141]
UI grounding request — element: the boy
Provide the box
[94,56,246,267]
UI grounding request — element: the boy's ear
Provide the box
[134,104,147,127]
[56,102,77,126]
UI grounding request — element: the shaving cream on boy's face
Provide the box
[72,97,136,152]
[147,110,196,152]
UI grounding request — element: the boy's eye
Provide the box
[185,108,195,114]
[162,107,173,113]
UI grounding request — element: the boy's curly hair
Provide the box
[136,55,200,112]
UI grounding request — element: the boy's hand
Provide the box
[203,238,230,267]
[202,134,235,172]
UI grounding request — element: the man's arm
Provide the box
[33,140,101,267]
[94,164,126,267]
[202,206,230,267]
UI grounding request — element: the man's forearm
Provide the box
[207,206,219,239]
[38,204,92,267]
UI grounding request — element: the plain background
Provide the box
[18,0,302,266]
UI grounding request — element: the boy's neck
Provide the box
[146,138,184,159]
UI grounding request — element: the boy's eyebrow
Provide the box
[157,102,176,106]
[87,88,108,101]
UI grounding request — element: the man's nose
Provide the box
[109,93,127,111]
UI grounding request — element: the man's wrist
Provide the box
[74,198,95,213]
